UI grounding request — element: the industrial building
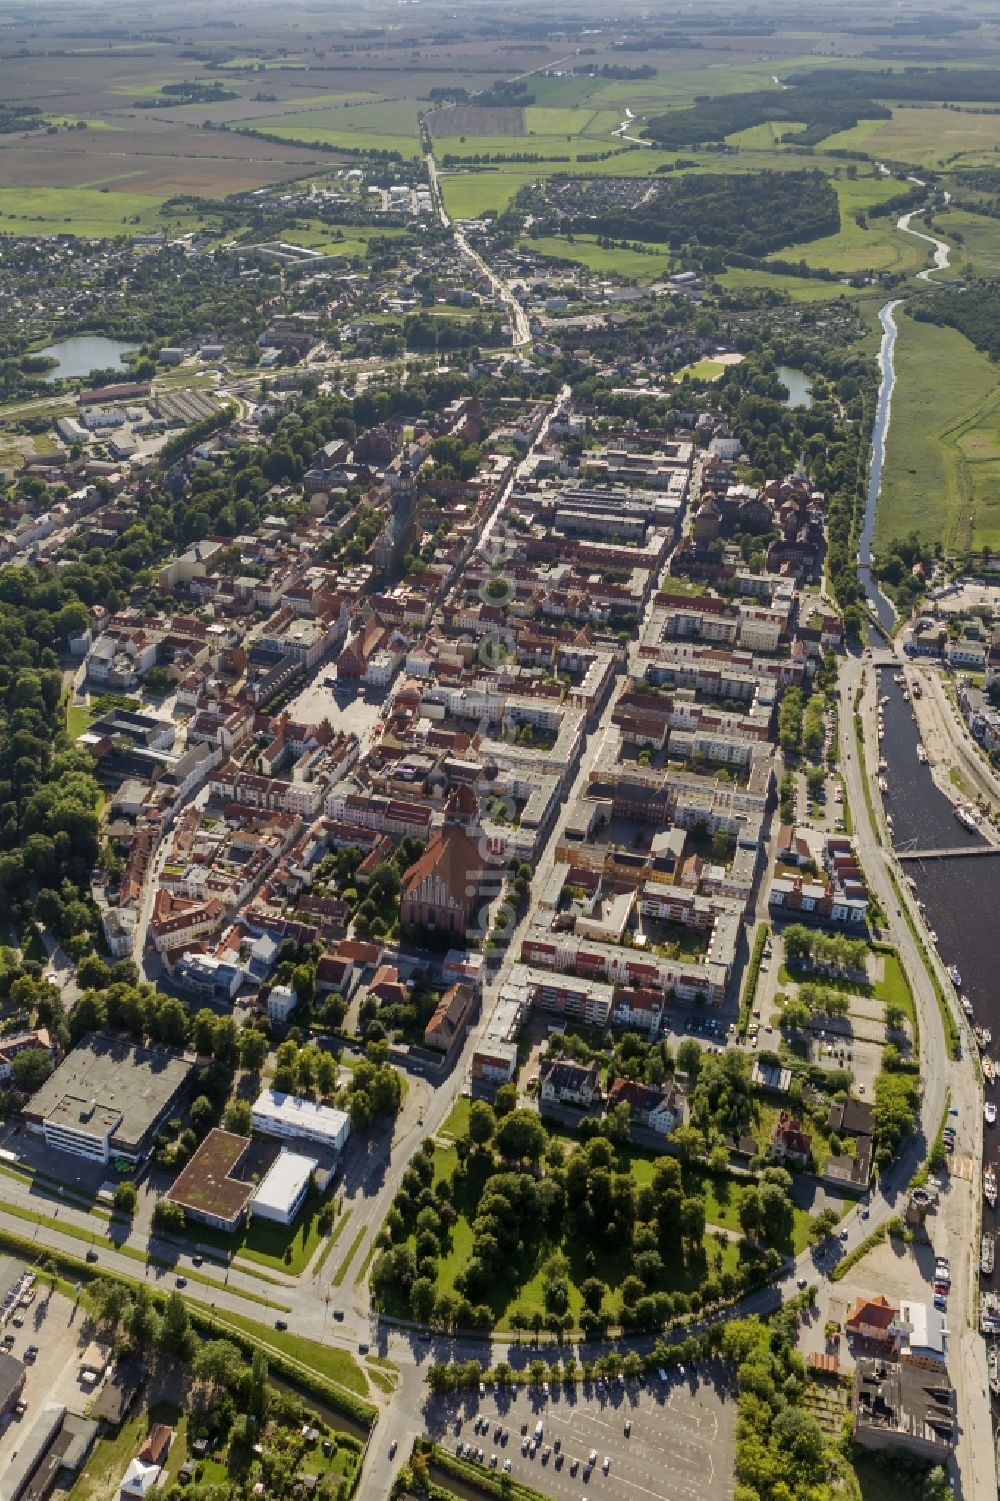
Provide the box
[24,1034,192,1166]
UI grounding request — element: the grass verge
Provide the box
[332,1225,367,1288]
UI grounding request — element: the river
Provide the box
[855,211,1000,1243]
[858,207,953,631]
[857,299,901,633]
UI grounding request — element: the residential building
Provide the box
[606,1077,682,1135]
[423,983,476,1054]
[770,1112,812,1167]
[539,1057,602,1108]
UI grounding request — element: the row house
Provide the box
[323,787,433,841]
[150,891,226,954]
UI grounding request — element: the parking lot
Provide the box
[430,1366,736,1501]
[0,1267,90,1471]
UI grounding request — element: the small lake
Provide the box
[40,335,139,383]
[777,366,812,409]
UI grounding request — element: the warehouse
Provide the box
[24,1034,192,1167]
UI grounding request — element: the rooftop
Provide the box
[165,1129,257,1222]
[26,1034,192,1151]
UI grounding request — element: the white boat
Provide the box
[929,929,939,944]
[986,1166,997,1207]
[956,804,978,833]
[961,994,975,1017]
[987,1102,997,1126]
[983,1234,995,1276]
[948,965,962,988]
[917,744,928,764]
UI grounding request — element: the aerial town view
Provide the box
[5,1,1000,1500]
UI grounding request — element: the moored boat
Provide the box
[984,1234,995,1276]
[986,1166,998,1207]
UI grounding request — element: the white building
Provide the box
[251,1149,316,1225]
[266,984,297,1024]
[251,1089,350,1154]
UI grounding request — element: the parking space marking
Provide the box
[449,1383,730,1501]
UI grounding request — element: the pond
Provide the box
[776,365,812,409]
[40,334,139,382]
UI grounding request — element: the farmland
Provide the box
[232,99,424,159]
[766,174,930,277]
[519,233,673,281]
[822,105,1000,172]
[877,314,1000,554]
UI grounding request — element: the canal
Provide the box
[856,223,999,1256]
[876,670,1000,1234]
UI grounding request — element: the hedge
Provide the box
[740,923,769,1038]
[0,1225,378,1430]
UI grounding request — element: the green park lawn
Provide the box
[400,1114,814,1329]
[519,233,672,281]
[192,1193,330,1275]
[67,704,98,740]
[777,946,916,1031]
[418,1143,748,1329]
[0,186,218,238]
[877,314,1000,553]
[716,267,870,304]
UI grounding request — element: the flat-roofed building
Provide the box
[24,1035,192,1166]
[251,1089,350,1155]
[164,1129,256,1232]
[251,1149,316,1226]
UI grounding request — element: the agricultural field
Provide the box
[232,98,424,158]
[767,174,930,277]
[428,106,526,138]
[726,119,809,150]
[716,266,872,304]
[519,233,673,281]
[937,206,1000,278]
[824,105,1000,172]
[877,314,1000,553]
[0,117,334,199]
[432,104,630,165]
